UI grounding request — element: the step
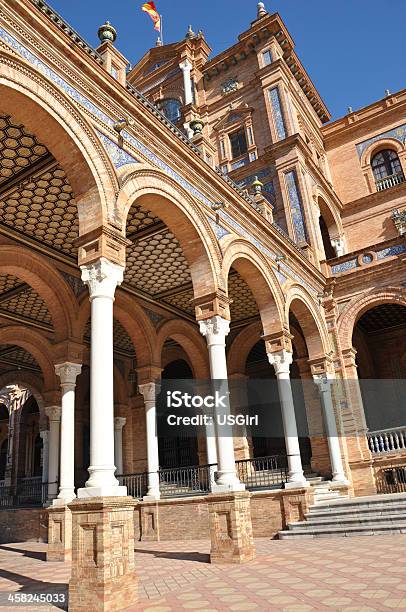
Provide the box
[307,502,406,520]
[279,523,406,539]
[310,492,406,509]
[289,512,406,529]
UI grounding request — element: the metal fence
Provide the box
[236,455,288,490]
[375,463,406,494]
[118,472,148,499]
[0,477,51,508]
[158,464,214,498]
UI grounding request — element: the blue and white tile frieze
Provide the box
[376,244,406,259]
[269,87,287,140]
[285,170,307,244]
[356,124,406,158]
[97,132,138,168]
[331,258,358,274]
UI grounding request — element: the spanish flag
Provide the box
[142,2,161,32]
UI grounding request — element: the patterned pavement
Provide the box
[0,536,405,610]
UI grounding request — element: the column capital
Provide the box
[55,362,82,388]
[40,429,49,439]
[138,382,160,403]
[45,405,62,422]
[199,315,230,346]
[267,349,293,375]
[114,416,126,431]
[81,257,124,301]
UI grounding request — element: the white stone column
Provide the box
[45,406,61,502]
[199,316,244,492]
[268,350,309,488]
[331,235,346,257]
[40,430,49,485]
[139,383,160,500]
[54,363,81,504]
[79,258,126,498]
[179,58,193,105]
[313,374,349,485]
[114,417,126,476]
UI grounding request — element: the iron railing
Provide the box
[368,427,406,454]
[0,477,52,508]
[236,455,288,490]
[158,464,214,498]
[376,172,405,191]
[375,463,406,494]
[117,472,148,500]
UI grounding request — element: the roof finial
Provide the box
[97,21,117,44]
[185,24,196,39]
[257,2,268,18]
[156,36,163,47]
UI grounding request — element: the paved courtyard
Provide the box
[0,536,405,610]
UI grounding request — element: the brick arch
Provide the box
[156,319,210,378]
[0,326,57,391]
[222,238,285,334]
[0,246,78,341]
[227,321,263,375]
[317,195,342,240]
[286,286,329,360]
[338,287,406,351]
[360,138,405,168]
[0,51,118,232]
[0,372,45,420]
[116,165,221,300]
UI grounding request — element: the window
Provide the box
[263,49,273,66]
[372,150,402,181]
[158,99,182,123]
[229,129,248,159]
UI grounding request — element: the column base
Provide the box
[207,491,256,564]
[143,493,160,501]
[77,485,127,499]
[68,496,138,612]
[284,480,310,489]
[331,476,350,486]
[47,505,72,562]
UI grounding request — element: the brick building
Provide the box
[0,0,405,606]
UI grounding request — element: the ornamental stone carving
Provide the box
[81,258,124,300]
[54,362,82,388]
[267,349,293,375]
[199,316,230,345]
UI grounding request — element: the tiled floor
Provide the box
[0,536,405,610]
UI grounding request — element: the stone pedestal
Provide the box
[47,505,72,562]
[68,496,138,612]
[207,491,256,564]
[140,502,160,541]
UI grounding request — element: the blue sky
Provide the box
[48,0,406,121]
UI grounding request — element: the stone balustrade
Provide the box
[368,426,406,454]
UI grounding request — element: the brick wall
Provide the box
[0,508,48,544]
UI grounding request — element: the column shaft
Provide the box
[45,406,61,502]
[268,350,308,488]
[139,383,160,500]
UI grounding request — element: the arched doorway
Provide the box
[158,357,199,469]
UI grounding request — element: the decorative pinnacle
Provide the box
[98,21,117,44]
[251,176,263,195]
[156,36,163,47]
[257,2,268,18]
[185,24,196,39]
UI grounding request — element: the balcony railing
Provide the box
[158,464,214,498]
[236,455,288,490]
[376,172,406,191]
[117,472,148,499]
[375,462,406,494]
[368,427,406,454]
[0,477,51,508]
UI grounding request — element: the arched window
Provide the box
[371,149,402,181]
[0,439,8,480]
[158,99,181,124]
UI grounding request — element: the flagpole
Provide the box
[160,14,164,45]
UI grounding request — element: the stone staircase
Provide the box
[279,492,406,539]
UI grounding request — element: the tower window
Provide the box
[158,99,182,123]
[262,50,273,66]
[229,129,248,159]
[371,150,402,181]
